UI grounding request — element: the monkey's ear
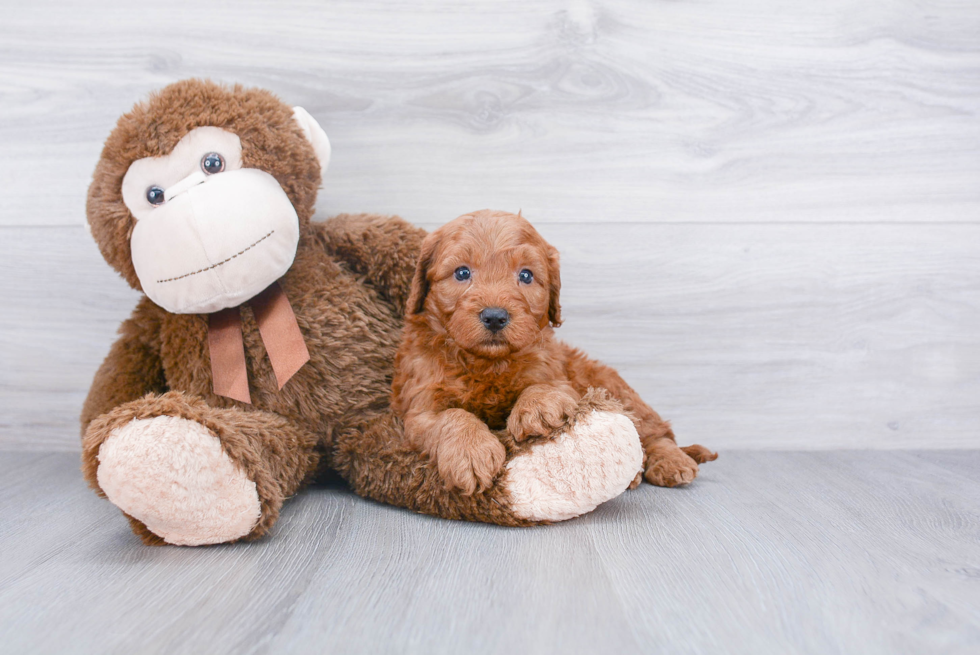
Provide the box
[292,107,332,184]
[406,231,441,316]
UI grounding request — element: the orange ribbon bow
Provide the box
[207,282,310,404]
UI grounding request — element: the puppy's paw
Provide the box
[507,386,579,442]
[681,444,718,464]
[644,449,699,487]
[434,425,507,496]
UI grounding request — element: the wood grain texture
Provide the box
[1,450,977,654]
[1,1,979,450]
[3,223,978,451]
[0,0,978,226]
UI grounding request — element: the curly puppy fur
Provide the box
[392,210,717,494]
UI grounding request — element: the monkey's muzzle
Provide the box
[130,168,300,314]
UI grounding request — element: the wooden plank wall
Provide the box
[1,0,978,450]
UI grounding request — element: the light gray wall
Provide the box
[1,0,978,450]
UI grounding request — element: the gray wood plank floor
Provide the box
[1,450,978,655]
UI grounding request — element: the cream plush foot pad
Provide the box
[506,410,644,522]
[97,415,262,546]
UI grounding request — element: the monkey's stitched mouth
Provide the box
[155,230,275,284]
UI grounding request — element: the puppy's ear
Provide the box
[407,231,440,316]
[546,244,562,327]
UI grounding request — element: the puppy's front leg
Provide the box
[507,383,580,442]
[405,409,506,496]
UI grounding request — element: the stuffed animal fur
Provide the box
[80,79,645,545]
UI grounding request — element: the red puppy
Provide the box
[392,209,716,495]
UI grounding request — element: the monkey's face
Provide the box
[122,126,301,314]
[87,80,331,314]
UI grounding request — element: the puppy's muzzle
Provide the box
[479,307,510,333]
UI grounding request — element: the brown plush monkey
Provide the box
[81,79,646,546]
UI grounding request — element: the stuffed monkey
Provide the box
[80,79,645,546]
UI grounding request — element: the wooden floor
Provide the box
[2,450,978,655]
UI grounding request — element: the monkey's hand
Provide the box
[81,297,166,434]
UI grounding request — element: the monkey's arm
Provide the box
[317,213,426,313]
[80,297,166,434]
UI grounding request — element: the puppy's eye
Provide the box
[201,152,225,175]
[518,269,534,284]
[454,266,471,281]
[145,186,166,206]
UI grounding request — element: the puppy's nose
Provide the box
[479,307,510,333]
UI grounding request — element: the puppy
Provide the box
[392,209,716,495]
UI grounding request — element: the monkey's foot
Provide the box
[96,415,261,546]
[505,409,643,522]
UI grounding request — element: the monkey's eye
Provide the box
[454,266,471,281]
[519,269,534,284]
[201,152,225,175]
[145,186,166,206]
